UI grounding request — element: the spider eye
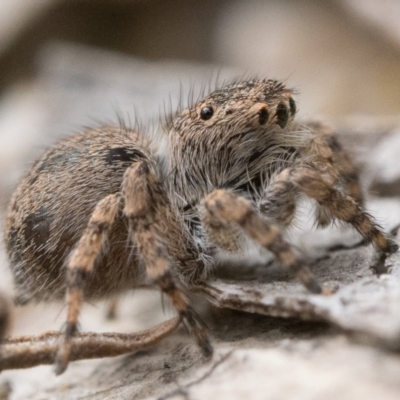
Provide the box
[258,107,269,125]
[200,106,214,120]
[276,103,289,128]
[289,97,296,115]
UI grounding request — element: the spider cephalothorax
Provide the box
[3,78,397,374]
[168,79,301,206]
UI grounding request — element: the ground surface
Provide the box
[1,44,400,399]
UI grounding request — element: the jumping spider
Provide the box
[4,79,398,374]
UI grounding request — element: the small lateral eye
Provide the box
[200,106,214,120]
[276,103,289,128]
[258,107,269,125]
[289,97,296,115]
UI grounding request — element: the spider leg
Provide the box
[323,133,364,207]
[203,189,322,294]
[259,168,298,227]
[123,161,212,359]
[303,122,364,226]
[290,166,397,254]
[0,292,10,341]
[201,202,243,252]
[54,193,120,375]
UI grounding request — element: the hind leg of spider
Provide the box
[123,161,212,358]
[203,189,323,294]
[291,166,398,254]
[54,193,121,375]
[303,122,364,227]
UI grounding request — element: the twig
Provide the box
[0,317,180,371]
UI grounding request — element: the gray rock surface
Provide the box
[1,43,400,399]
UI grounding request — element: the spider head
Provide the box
[167,79,303,203]
[171,79,297,134]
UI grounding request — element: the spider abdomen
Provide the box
[4,127,152,303]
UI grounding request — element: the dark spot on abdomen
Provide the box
[106,147,142,165]
[23,207,52,251]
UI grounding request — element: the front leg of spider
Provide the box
[123,161,212,359]
[55,160,212,375]
[203,189,323,294]
[261,164,398,258]
[304,122,364,227]
[290,166,398,255]
[259,168,298,227]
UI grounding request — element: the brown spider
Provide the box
[3,79,397,374]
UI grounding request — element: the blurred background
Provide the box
[1,1,400,397]
[1,0,400,206]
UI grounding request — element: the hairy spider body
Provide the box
[5,128,202,302]
[6,129,147,301]
[4,79,397,374]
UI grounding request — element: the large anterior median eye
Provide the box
[276,103,289,128]
[200,106,214,120]
[258,107,269,125]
